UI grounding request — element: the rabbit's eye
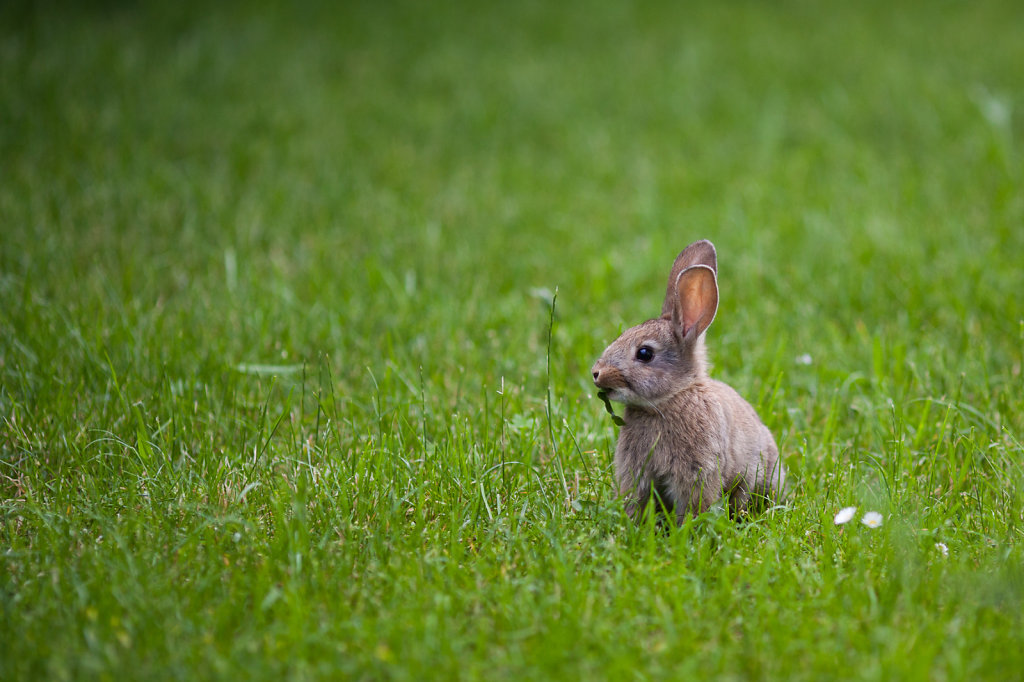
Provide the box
[636,346,654,363]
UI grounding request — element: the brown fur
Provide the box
[592,240,785,523]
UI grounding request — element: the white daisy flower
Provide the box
[796,353,813,366]
[935,542,949,557]
[833,506,857,525]
[861,511,883,528]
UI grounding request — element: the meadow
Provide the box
[2,0,1023,679]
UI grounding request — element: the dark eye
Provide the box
[636,346,654,363]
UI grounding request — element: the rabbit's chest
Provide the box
[617,417,718,472]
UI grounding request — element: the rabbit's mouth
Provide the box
[597,387,628,403]
[598,385,643,406]
[599,387,668,421]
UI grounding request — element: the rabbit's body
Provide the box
[592,240,785,523]
[615,377,781,521]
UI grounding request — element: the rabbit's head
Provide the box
[592,240,719,409]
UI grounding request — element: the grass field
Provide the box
[3,0,1024,679]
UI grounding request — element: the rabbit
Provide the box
[591,239,785,524]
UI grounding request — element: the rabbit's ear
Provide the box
[661,240,717,317]
[671,264,718,340]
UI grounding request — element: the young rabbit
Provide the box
[591,239,785,524]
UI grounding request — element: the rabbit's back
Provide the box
[706,379,784,502]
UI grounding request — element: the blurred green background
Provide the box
[2,0,1023,679]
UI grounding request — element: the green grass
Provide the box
[2,0,1024,679]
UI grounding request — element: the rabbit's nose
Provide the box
[592,363,623,390]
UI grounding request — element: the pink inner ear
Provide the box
[676,266,718,338]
